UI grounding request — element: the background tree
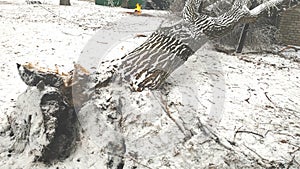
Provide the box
[60,0,70,6]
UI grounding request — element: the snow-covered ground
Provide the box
[0,0,112,111]
[0,0,165,113]
[0,0,300,168]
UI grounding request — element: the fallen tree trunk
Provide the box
[16,0,287,96]
[108,0,285,92]
[18,0,285,93]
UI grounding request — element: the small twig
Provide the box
[196,117,233,151]
[135,34,147,38]
[278,45,300,53]
[294,158,300,167]
[243,144,266,161]
[151,91,187,136]
[233,126,243,141]
[264,92,274,104]
[264,130,271,137]
[196,117,209,136]
[244,85,253,104]
[199,139,212,145]
[96,41,108,44]
[162,100,187,135]
[287,155,295,169]
[285,107,300,119]
[60,31,82,36]
[235,130,264,138]
[286,141,300,150]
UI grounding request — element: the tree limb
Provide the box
[250,0,285,17]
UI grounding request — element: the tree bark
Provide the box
[111,0,286,92]
[236,0,258,53]
[60,0,70,6]
[236,23,250,53]
[117,0,247,91]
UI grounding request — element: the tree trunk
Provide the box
[108,0,285,92]
[118,0,247,90]
[236,23,250,53]
[236,0,258,53]
[121,0,128,8]
[60,0,70,6]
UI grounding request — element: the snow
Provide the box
[1,0,300,168]
[0,0,163,112]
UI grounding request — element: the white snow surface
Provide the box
[1,0,300,168]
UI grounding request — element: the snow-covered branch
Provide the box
[250,0,285,16]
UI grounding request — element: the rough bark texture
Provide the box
[114,0,284,92]
[114,0,251,92]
